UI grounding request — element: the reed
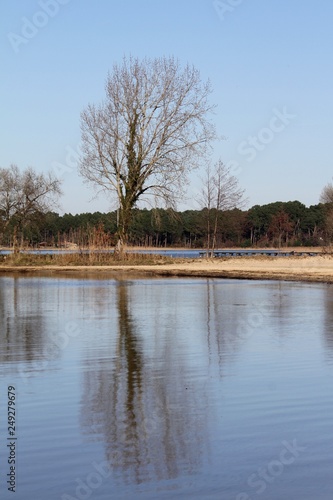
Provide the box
[0,250,175,267]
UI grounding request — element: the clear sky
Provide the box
[1,0,333,214]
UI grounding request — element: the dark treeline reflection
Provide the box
[80,281,207,484]
[0,276,46,366]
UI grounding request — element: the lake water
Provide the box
[0,274,333,499]
[0,248,313,258]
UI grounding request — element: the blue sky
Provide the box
[1,0,333,214]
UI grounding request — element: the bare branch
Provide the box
[0,164,62,248]
[320,182,333,204]
[200,158,246,254]
[79,56,217,248]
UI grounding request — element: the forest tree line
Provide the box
[1,200,330,249]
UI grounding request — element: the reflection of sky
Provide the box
[1,277,333,499]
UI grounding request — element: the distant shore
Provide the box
[0,245,325,253]
[1,253,333,284]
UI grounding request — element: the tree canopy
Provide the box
[79,55,217,250]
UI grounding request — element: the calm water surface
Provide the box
[0,274,333,499]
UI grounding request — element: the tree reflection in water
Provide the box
[80,281,206,485]
[323,285,333,362]
[0,276,46,368]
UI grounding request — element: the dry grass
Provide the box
[0,251,175,267]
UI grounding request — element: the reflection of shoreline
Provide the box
[1,255,333,283]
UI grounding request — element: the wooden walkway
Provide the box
[198,250,321,258]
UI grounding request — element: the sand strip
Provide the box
[1,256,333,283]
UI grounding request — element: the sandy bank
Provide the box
[1,255,333,283]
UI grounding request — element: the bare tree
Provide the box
[0,166,17,230]
[0,164,62,250]
[320,182,333,204]
[201,159,245,255]
[200,164,214,255]
[79,56,216,252]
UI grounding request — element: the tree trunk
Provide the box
[206,209,211,257]
[115,201,133,256]
[212,210,218,255]
[13,226,19,254]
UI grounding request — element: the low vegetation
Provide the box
[0,250,176,267]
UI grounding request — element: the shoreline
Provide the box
[0,245,325,252]
[1,255,333,284]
